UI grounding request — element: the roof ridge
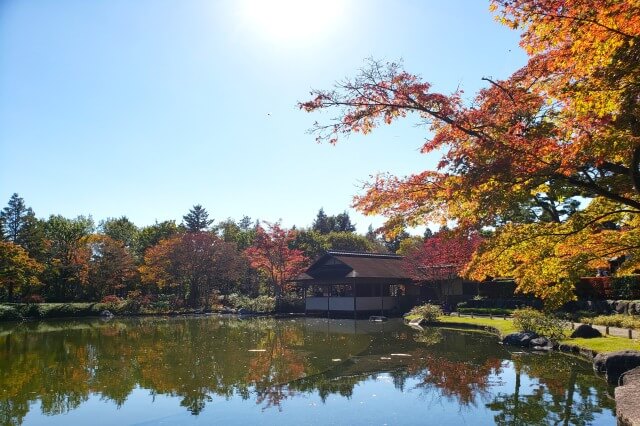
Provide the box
[327,250,403,259]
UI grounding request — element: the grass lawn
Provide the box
[436,315,519,335]
[423,315,640,354]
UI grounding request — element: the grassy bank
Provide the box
[416,315,640,353]
[0,303,207,322]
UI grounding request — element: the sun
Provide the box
[239,0,346,45]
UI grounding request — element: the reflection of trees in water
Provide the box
[413,356,503,406]
[0,319,615,424]
[0,317,370,423]
[487,353,615,425]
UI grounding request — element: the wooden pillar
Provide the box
[303,285,307,315]
[327,284,330,319]
[353,280,357,320]
[380,282,384,316]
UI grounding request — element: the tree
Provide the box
[334,211,356,232]
[325,231,383,253]
[365,224,378,242]
[135,220,179,259]
[312,208,333,234]
[86,235,138,299]
[290,229,329,260]
[100,217,138,249]
[141,232,246,307]
[312,209,356,234]
[0,194,45,258]
[42,215,94,301]
[0,241,43,301]
[238,215,253,231]
[182,205,214,233]
[216,218,255,250]
[245,222,307,299]
[383,229,410,254]
[403,231,483,282]
[299,1,640,306]
[1,193,32,243]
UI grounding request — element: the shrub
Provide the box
[512,307,568,341]
[101,295,123,304]
[278,293,305,313]
[227,293,276,313]
[0,305,21,321]
[21,294,45,304]
[37,303,100,319]
[457,307,513,316]
[407,303,443,322]
[585,314,640,330]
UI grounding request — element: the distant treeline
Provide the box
[0,194,426,308]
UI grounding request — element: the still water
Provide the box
[0,316,616,425]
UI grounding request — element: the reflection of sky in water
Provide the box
[3,317,617,425]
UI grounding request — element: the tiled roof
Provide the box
[298,251,410,280]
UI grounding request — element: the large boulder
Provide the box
[503,332,538,347]
[621,366,640,386]
[570,324,602,338]
[593,350,640,385]
[616,367,640,426]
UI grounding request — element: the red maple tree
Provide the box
[245,222,307,296]
[403,231,482,281]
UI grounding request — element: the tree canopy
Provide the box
[300,0,640,307]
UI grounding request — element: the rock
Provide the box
[100,310,113,317]
[616,301,630,314]
[570,324,602,338]
[621,366,640,386]
[502,332,538,347]
[593,350,640,385]
[530,336,551,348]
[615,381,640,426]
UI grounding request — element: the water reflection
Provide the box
[0,317,616,425]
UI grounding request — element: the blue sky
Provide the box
[0,0,527,232]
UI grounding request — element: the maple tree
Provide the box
[300,0,640,306]
[403,231,482,282]
[244,222,307,298]
[141,232,246,307]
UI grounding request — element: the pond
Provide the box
[0,316,616,425]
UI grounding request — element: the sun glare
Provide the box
[240,0,346,44]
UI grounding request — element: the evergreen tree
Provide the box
[1,193,33,243]
[238,215,252,231]
[334,211,356,233]
[0,193,45,258]
[366,224,377,242]
[312,208,332,234]
[182,205,213,233]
